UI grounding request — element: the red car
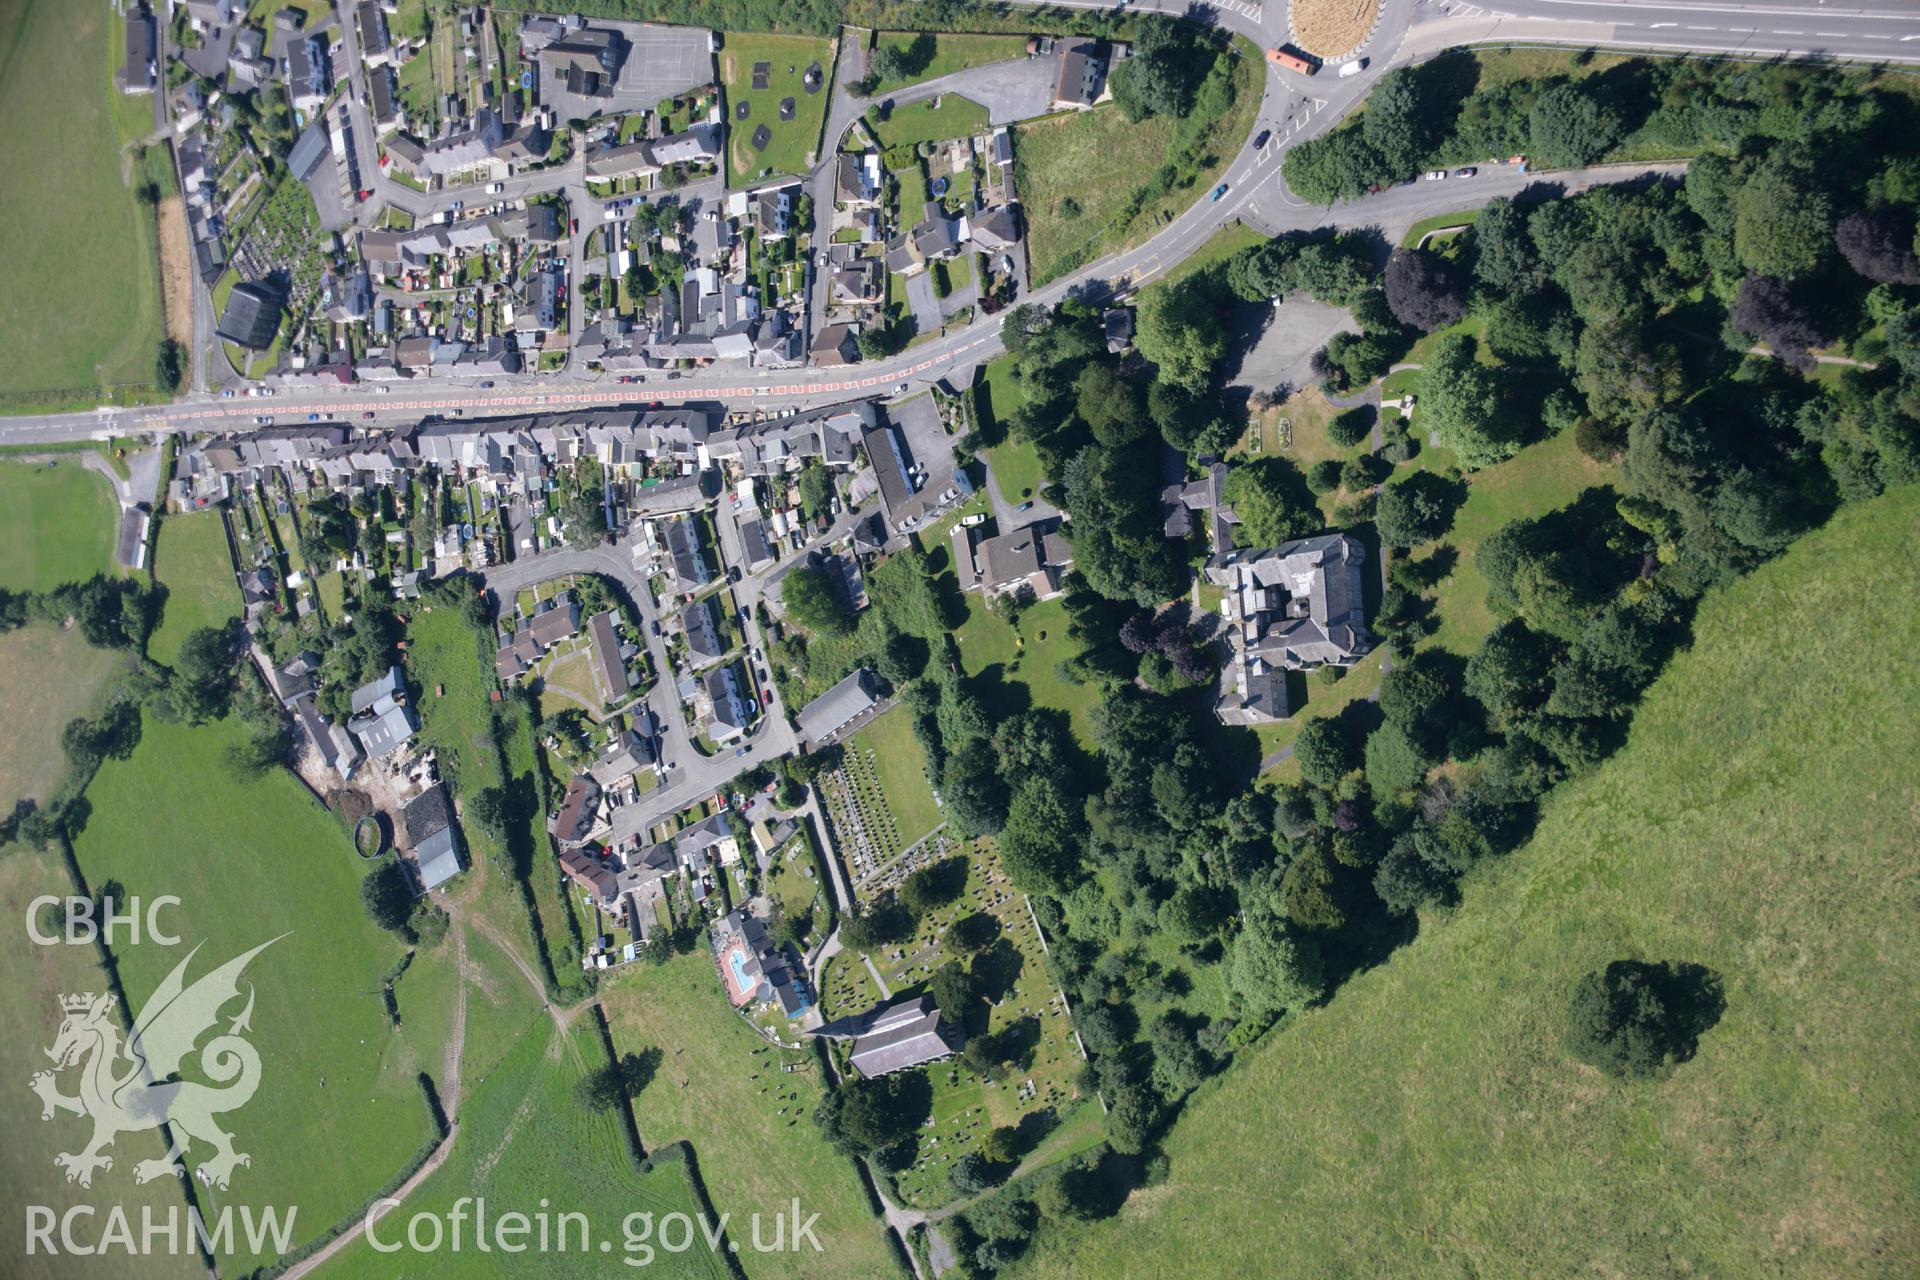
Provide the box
[570,218,579,234]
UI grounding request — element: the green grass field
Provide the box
[869,32,1030,95]
[872,94,989,150]
[1014,42,1261,286]
[976,355,1047,505]
[0,0,165,407]
[720,33,833,188]
[951,593,1102,751]
[317,1017,728,1279]
[0,848,207,1280]
[148,510,240,665]
[407,604,584,987]
[600,953,899,1279]
[71,714,449,1273]
[0,461,120,593]
[1014,486,1920,1278]
[0,623,128,806]
[843,707,943,850]
[1419,429,1611,655]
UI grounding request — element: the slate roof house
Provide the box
[1160,460,1236,550]
[402,783,466,892]
[347,665,418,758]
[954,519,1074,600]
[813,994,963,1077]
[1051,38,1114,109]
[1204,533,1371,725]
[555,774,603,846]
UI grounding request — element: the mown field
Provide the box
[72,714,448,1273]
[720,33,834,187]
[318,1017,730,1279]
[0,0,165,407]
[148,510,239,665]
[0,461,119,593]
[975,354,1046,505]
[843,707,943,850]
[1015,486,1920,1277]
[599,952,899,1280]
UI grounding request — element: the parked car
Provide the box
[1455,166,1478,177]
[1424,170,1448,181]
[1253,129,1272,150]
[569,217,579,234]
[485,182,504,195]
[479,381,494,388]
[255,415,273,425]
[220,389,235,398]
[960,512,989,527]
[1013,500,1034,514]
[363,411,376,419]
[1211,182,1229,201]
[306,412,320,422]
[1339,58,1367,78]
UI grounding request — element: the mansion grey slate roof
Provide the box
[1204,533,1371,725]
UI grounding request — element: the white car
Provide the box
[1424,170,1448,181]
[1339,59,1367,78]
[960,512,989,528]
[485,182,504,195]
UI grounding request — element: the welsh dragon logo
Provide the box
[29,937,282,1189]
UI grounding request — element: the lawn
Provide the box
[1419,428,1612,656]
[843,706,944,849]
[871,93,990,150]
[868,32,1030,95]
[317,1018,728,1279]
[148,510,240,665]
[719,33,834,188]
[1399,207,1482,248]
[1016,485,1920,1278]
[0,0,165,408]
[1014,39,1262,286]
[0,460,119,592]
[976,354,1046,504]
[0,623,127,806]
[71,714,449,1274]
[951,592,1102,752]
[0,848,207,1280]
[599,952,899,1280]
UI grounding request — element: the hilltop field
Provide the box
[1015,486,1920,1277]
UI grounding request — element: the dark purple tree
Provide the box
[1384,248,1468,333]
[1730,274,1833,372]
[1835,209,1920,285]
[1119,613,1158,655]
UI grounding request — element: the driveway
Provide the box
[882,55,1054,127]
[902,271,943,339]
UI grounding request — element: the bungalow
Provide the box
[829,258,883,308]
[966,204,1021,255]
[679,598,726,667]
[649,123,722,168]
[588,727,658,789]
[884,215,961,276]
[587,609,631,703]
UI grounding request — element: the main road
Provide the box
[7,0,1916,447]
